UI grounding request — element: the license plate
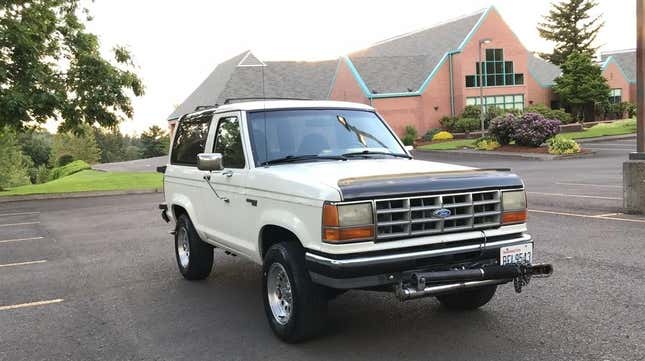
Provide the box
[500,243,533,265]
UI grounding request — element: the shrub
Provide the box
[513,113,561,147]
[455,118,480,135]
[57,154,75,166]
[35,165,51,184]
[402,134,415,146]
[547,135,581,155]
[461,105,481,119]
[525,104,573,124]
[423,128,442,141]
[49,160,91,181]
[625,102,637,118]
[488,114,518,145]
[474,137,501,151]
[439,116,458,132]
[404,125,418,139]
[432,131,454,141]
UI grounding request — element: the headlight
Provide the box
[502,190,527,224]
[338,203,373,227]
[322,202,374,243]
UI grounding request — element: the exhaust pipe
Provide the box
[395,263,554,301]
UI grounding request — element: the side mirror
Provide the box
[197,153,224,171]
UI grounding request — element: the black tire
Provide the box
[436,285,497,310]
[175,214,213,280]
[262,242,327,343]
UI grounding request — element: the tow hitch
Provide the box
[395,263,553,301]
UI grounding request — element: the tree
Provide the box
[0,127,31,190]
[140,125,170,158]
[553,52,610,121]
[0,1,144,133]
[537,0,603,65]
[93,127,127,163]
[51,125,101,165]
[18,130,53,167]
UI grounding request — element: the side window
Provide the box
[170,115,211,165]
[213,116,245,169]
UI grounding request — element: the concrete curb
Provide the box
[414,149,596,161]
[574,134,636,143]
[0,189,162,203]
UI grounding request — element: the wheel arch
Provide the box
[259,225,304,259]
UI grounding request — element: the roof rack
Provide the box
[193,105,218,111]
[223,97,311,104]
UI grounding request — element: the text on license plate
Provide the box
[500,243,533,265]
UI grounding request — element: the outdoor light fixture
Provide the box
[478,38,493,135]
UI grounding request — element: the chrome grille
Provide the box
[374,190,501,240]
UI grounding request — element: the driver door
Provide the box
[201,112,252,256]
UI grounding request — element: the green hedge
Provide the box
[49,160,91,181]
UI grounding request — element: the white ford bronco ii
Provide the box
[159,100,552,342]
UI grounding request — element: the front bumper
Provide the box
[305,233,536,290]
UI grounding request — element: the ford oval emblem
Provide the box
[433,208,452,218]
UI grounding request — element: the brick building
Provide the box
[167,6,636,136]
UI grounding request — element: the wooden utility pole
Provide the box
[637,0,645,155]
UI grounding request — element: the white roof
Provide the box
[212,100,374,114]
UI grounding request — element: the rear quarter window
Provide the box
[170,114,212,165]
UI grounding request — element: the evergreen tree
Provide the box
[553,52,610,121]
[538,0,603,65]
[140,125,170,158]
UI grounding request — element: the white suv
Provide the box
[160,100,552,342]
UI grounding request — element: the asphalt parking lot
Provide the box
[1,138,644,361]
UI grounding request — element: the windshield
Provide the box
[247,109,406,166]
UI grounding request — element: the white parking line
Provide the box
[555,182,622,188]
[527,192,621,200]
[0,222,40,228]
[585,147,632,151]
[0,212,40,217]
[0,299,64,312]
[0,237,44,244]
[529,209,645,224]
[0,260,47,268]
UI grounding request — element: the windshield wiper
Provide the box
[261,154,347,166]
[342,150,412,159]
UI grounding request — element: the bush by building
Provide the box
[525,104,573,124]
[489,113,561,147]
[432,131,454,141]
[488,114,517,145]
[547,135,581,155]
[513,113,561,146]
[474,137,501,151]
[455,118,480,136]
[423,128,442,141]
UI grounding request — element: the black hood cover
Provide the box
[338,170,524,201]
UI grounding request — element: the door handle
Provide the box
[222,170,233,177]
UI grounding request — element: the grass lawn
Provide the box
[418,139,477,150]
[562,118,637,140]
[0,170,162,197]
[418,118,636,151]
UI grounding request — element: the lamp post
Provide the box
[478,38,492,136]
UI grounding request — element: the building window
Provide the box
[466,94,524,111]
[609,88,622,104]
[465,49,524,88]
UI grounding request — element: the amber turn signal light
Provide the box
[502,210,528,224]
[322,203,339,227]
[323,226,374,243]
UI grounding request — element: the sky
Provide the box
[61,0,637,135]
